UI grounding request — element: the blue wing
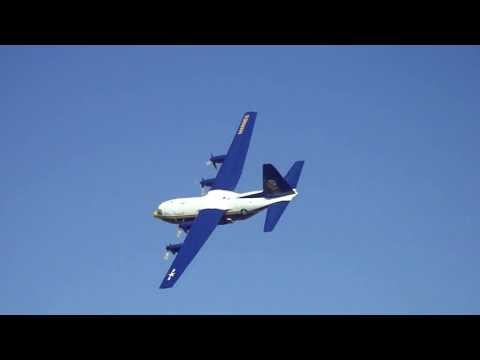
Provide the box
[159,209,225,289]
[210,112,257,191]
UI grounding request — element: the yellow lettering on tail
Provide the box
[237,114,250,135]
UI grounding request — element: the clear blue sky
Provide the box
[1,45,479,314]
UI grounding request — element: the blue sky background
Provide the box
[1,45,479,314]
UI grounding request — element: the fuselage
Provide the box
[153,189,297,225]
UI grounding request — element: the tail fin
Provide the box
[263,164,294,198]
[284,161,304,188]
[263,161,304,232]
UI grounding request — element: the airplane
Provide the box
[153,111,304,289]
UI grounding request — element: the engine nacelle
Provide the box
[200,177,216,188]
[179,220,194,232]
[166,243,182,255]
[209,154,227,169]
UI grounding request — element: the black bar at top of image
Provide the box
[1,30,480,45]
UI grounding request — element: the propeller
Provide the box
[176,226,185,238]
[164,243,182,261]
[195,179,210,195]
[199,177,215,195]
[206,154,227,170]
[206,154,217,169]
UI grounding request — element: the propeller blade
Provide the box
[176,227,184,238]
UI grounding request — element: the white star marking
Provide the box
[167,268,176,281]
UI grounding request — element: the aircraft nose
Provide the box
[153,207,163,218]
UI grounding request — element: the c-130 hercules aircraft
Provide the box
[153,112,304,288]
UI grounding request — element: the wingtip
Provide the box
[159,280,173,289]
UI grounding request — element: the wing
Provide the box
[210,111,257,191]
[159,209,225,289]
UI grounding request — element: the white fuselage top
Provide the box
[155,189,297,220]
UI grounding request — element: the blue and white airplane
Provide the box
[153,112,304,288]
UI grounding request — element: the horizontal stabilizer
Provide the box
[264,201,289,232]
